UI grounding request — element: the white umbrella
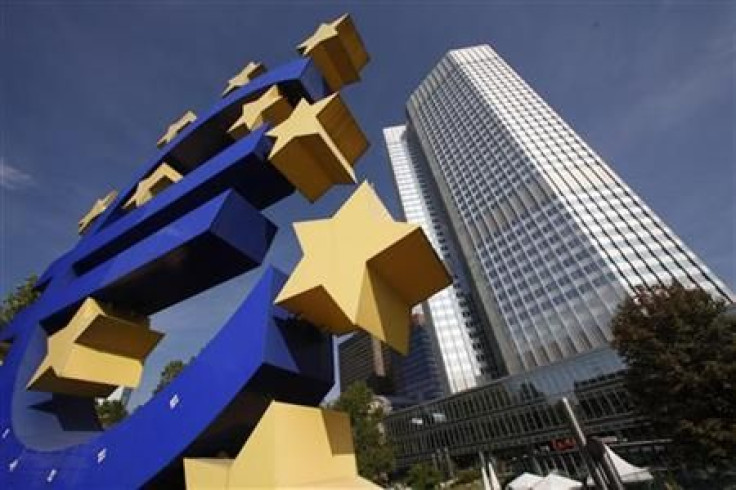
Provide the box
[506,472,544,490]
[586,445,654,485]
[532,473,583,490]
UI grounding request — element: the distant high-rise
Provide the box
[338,314,446,404]
[385,45,732,383]
[390,314,446,403]
[338,331,394,395]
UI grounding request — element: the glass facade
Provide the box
[384,349,668,478]
[338,331,394,395]
[385,126,503,393]
[391,315,449,404]
[391,45,733,376]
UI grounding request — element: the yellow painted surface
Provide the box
[228,86,293,140]
[298,14,369,92]
[27,298,162,397]
[222,62,267,97]
[157,110,197,148]
[275,183,451,354]
[267,95,367,202]
[123,162,183,210]
[184,401,379,489]
[184,459,230,489]
[78,190,118,235]
[311,94,368,165]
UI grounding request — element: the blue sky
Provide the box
[2,2,734,406]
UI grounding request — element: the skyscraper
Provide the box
[385,126,503,394]
[385,45,732,383]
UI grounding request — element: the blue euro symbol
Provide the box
[0,58,335,489]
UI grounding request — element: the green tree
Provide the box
[95,399,128,428]
[611,283,736,472]
[0,275,40,330]
[406,462,443,489]
[153,359,188,395]
[331,381,395,485]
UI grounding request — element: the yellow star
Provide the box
[275,183,451,354]
[222,61,267,97]
[123,163,182,210]
[156,111,197,149]
[266,94,368,202]
[184,401,379,489]
[298,14,369,92]
[27,298,163,398]
[78,190,118,235]
[227,86,293,140]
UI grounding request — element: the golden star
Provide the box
[78,190,118,235]
[266,94,367,202]
[275,183,451,354]
[222,61,266,97]
[298,14,369,92]
[156,110,197,149]
[184,401,379,489]
[123,162,182,210]
[227,86,293,140]
[27,298,163,398]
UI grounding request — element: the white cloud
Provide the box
[0,158,35,190]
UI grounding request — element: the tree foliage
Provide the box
[95,399,128,428]
[406,462,443,489]
[330,381,395,485]
[0,275,40,330]
[153,359,188,395]
[611,283,736,470]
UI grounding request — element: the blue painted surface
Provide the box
[0,56,335,488]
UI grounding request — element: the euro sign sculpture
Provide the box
[0,15,450,489]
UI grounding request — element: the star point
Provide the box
[227,86,293,140]
[157,111,197,148]
[27,298,163,398]
[275,183,451,353]
[78,190,118,235]
[266,94,367,202]
[297,14,369,92]
[123,162,182,210]
[184,401,379,489]
[222,61,267,97]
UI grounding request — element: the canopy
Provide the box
[506,472,544,490]
[532,473,583,490]
[586,446,654,485]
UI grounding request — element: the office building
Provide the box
[338,314,446,404]
[384,347,671,478]
[385,45,732,382]
[383,43,733,477]
[338,331,395,395]
[390,314,446,404]
[385,127,503,394]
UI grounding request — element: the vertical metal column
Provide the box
[558,397,608,489]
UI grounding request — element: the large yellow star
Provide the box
[275,183,451,354]
[156,111,197,149]
[27,298,163,398]
[123,162,182,210]
[227,86,293,140]
[298,14,369,92]
[266,94,367,202]
[222,61,266,97]
[184,401,378,489]
[78,190,118,235]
